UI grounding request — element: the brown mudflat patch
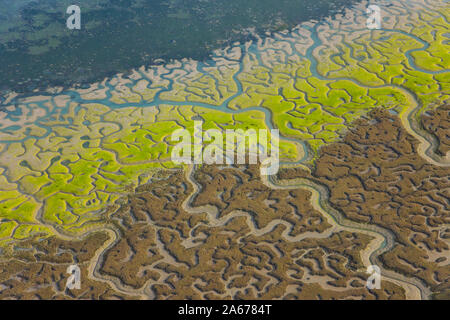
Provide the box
[422,104,450,157]
[4,107,443,299]
[99,165,405,299]
[279,108,450,295]
[0,232,138,299]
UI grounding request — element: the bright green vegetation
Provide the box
[0,104,297,246]
[0,0,448,246]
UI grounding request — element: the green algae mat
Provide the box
[0,0,448,249]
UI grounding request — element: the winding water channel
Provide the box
[0,0,448,300]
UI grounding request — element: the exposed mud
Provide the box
[422,104,450,159]
[98,165,405,299]
[0,232,138,299]
[279,108,450,298]
[1,108,447,300]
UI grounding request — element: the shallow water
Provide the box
[0,0,361,93]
